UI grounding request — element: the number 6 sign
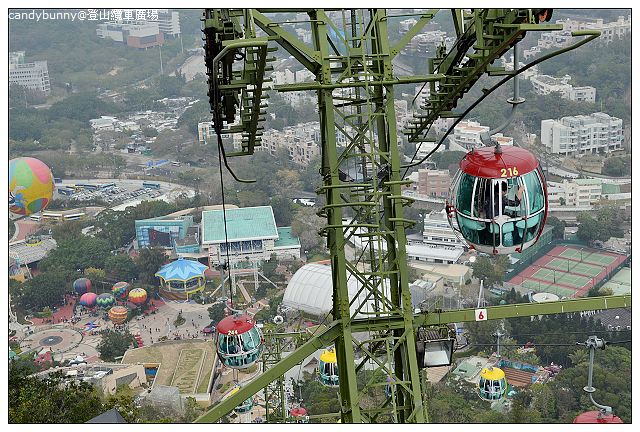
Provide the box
[475,308,488,321]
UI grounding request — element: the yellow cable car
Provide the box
[318,348,339,387]
[477,366,507,401]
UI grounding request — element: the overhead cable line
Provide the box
[401,30,601,178]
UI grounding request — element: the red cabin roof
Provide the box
[217,314,255,335]
[291,407,307,417]
[573,411,624,424]
[459,146,539,179]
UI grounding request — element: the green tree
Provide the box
[291,206,325,256]
[134,247,167,285]
[207,303,227,325]
[142,126,159,137]
[102,386,139,423]
[183,397,203,422]
[472,255,510,287]
[38,237,112,273]
[84,267,106,286]
[104,254,138,281]
[431,151,467,174]
[545,216,566,240]
[18,269,75,310]
[50,220,85,242]
[576,206,624,244]
[260,253,281,282]
[47,92,116,123]
[9,365,104,423]
[97,329,134,362]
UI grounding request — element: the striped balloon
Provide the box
[96,293,116,309]
[112,282,130,300]
[108,306,129,325]
[128,288,148,306]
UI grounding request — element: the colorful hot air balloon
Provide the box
[108,306,129,325]
[112,282,130,300]
[128,288,148,306]
[73,278,92,295]
[9,157,55,216]
[79,292,98,308]
[96,293,116,309]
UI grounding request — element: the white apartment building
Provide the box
[96,21,164,48]
[422,209,464,249]
[501,56,539,79]
[449,120,489,150]
[257,122,323,165]
[530,16,630,57]
[157,10,181,37]
[9,51,51,95]
[541,112,623,156]
[530,74,596,102]
[547,179,602,207]
[567,86,597,102]
[559,15,631,43]
[400,31,452,55]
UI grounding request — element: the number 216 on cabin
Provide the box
[500,167,519,177]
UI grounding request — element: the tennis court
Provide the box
[601,267,631,296]
[530,267,591,289]
[508,245,628,298]
[545,257,602,278]
[558,248,617,266]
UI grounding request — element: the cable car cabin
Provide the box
[290,407,309,423]
[446,145,548,255]
[573,411,624,424]
[216,314,264,369]
[318,348,339,387]
[234,397,254,414]
[477,367,508,401]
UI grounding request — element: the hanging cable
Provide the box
[215,132,235,308]
[401,29,601,177]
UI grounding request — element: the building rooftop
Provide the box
[592,307,631,330]
[201,206,278,244]
[601,183,621,195]
[406,244,464,262]
[274,227,300,248]
[9,237,57,265]
[155,257,208,282]
[86,409,127,424]
[574,178,602,186]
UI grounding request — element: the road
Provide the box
[237,281,253,304]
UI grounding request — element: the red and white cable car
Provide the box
[216,313,264,369]
[446,144,548,255]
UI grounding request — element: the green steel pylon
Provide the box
[196,8,619,424]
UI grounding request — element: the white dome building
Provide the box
[283,263,393,318]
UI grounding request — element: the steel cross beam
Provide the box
[196,294,631,422]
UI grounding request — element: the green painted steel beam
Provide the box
[391,10,438,56]
[273,75,444,91]
[196,295,630,423]
[252,10,321,72]
[414,294,632,327]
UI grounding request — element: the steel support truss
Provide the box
[199,8,611,423]
[198,295,631,422]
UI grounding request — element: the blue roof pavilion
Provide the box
[155,258,209,299]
